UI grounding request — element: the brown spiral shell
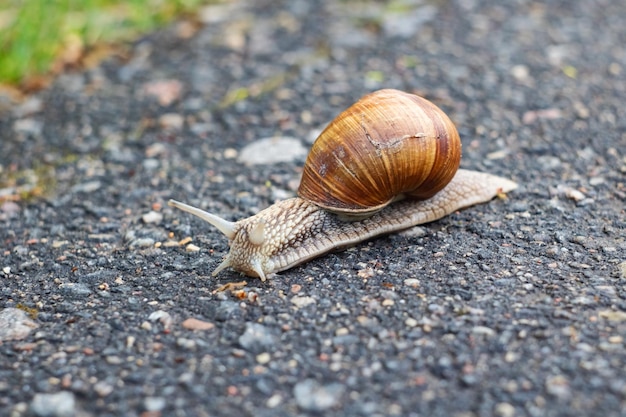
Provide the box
[297,89,462,217]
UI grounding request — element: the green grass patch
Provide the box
[0,0,209,85]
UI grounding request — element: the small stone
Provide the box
[129,237,155,248]
[356,267,374,279]
[510,64,530,81]
[545,375,571,399]
[599,310,626,322]
[405,317,418,328]
[30,391,75,417]
[142,158,159,169]
[223,148,238,159]
[159,113,184,129]
[294,379,344,412]
[256,352,271,364]
[105,356,122,365]
[143,79,183,106]
[2,266,10,275]
[14,118,43,135]
[238,323,277,353]
[486,150,508,160]
[176,337,196,349]
[181,318,215,331]
[291,295,316,308]
[494,402,516,417]
[238,136,307,165]
[52,240,70,249]
[87,233,116,242]
[59,283,92,298]
[266,394,282,408]
[185,243,200,252]
[0,308,39,341]
[335,327,349,336]
[145,143,167,158]
[148,310,173,329]
[471,326,496,336]
[144,397,166,412]
[1,201,20,214]
[565,188,585,202]
[403,278,420,287]
[142,211,163,224]
[71,180,102,193]
[93,381,114,397]
[13,96,43,117]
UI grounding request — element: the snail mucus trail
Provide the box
[168,89,518,281]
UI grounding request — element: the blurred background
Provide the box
[0,0,212,90]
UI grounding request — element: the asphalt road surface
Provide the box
[1,0,625,416]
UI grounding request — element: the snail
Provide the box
[168,89,517,281]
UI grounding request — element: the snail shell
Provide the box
[298,89,461,217]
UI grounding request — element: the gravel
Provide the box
[1,0,625,416]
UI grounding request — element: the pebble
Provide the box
[141,156,158,168]
[144,396,166,412]
[223,148,238,159]
[176,338,196,349]
[618,261,626,279]
[266,394,282,408]
[129,237,156,248]
[13,96,43,117]
[1,201,20,214]
[558,185,585,202]
[185,243,200,252]
[142,211,163,224]
[143,79,183,106]
[494,402,516,417]
[291,295,316,308]
[238,323,277,353]
[30,391,75,417]
[405,317,419,328]
[149,310,173,329]
[237,137,307,165]
[471,326,496,337]
[256,352,271,364]
[159,113,184,130]
[59,283,92,298]
[293,379,345,412]
[71,180,102,194]
[599,310,626,322]
[93,381,114,397]
[0,308,39,341]
[403,278,420,287]
[14,118,43,135]
[105,356,122,365]
[52,240,70,249]
[545,375,571,399]
[181,318,215,331]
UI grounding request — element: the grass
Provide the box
[0,0,209,86]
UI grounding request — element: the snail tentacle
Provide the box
[168,200,236,239]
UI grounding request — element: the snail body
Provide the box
[168,89,517,281]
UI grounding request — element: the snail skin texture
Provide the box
[168,89,517,281]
